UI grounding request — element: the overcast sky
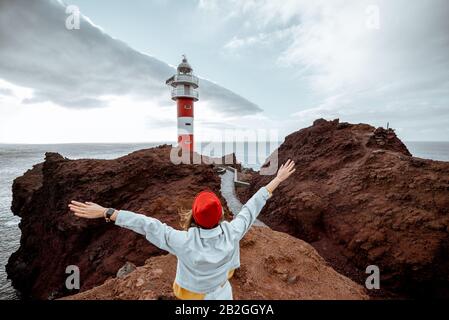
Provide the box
[0,0,448,143]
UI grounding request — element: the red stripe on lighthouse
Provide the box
[177,98,194,117]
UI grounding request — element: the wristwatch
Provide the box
[104,208,116,223]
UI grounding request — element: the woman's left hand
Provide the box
[68,201,106,219]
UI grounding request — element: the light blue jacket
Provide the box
[115,187,271,293]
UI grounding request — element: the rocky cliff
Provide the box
[7,142,367,300]
[239,119,449,298]
[6,145,226,299]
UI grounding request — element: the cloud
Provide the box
[0,86,179,144]
[0,88,13,97]
[207,0,449,140]
[223,26,298,56]
[1,0,448,142]
[0,0,261,116]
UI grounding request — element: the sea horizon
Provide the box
[1,140,449,145]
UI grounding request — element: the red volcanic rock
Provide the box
[240,119,449,298]
[64,227,368,300]
[7,142,367,301]
[7,145,226,299]
[11,162,43,216]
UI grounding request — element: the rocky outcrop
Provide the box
[8,142,367,300]
[240,119,449,298]
[64,227,368,300]
[7,145,226,299]
[11,163,43,216]
[10,119,448,299]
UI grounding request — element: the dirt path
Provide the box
[220,169,267,227]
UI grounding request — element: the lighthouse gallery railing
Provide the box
[171,87,199,100]
[172,74,199,87]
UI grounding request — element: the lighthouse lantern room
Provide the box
[166,55,199,152]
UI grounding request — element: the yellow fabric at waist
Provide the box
[173,269,235,300]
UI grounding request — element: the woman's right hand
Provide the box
[265,159,296,194]
[68,201,106,219]
[276,159,296,182]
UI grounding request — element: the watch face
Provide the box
[106,208,114,217]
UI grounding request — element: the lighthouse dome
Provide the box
[177,55,192,74]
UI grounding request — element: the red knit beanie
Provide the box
[192,190,223,229]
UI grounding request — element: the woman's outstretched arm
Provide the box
[69,201,118,221]
[230,159,296,239]
[68,202,187,255]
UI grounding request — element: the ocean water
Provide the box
[405,141,449,162]
[0,143,162,300]
[0,141,447,300]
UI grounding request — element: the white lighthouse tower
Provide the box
[166,55,199,153]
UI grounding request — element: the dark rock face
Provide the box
[6,145,224,299]
[240,119,449,298]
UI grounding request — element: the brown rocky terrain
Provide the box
[239,119,449,298]
[7,142,367,300]
[6,145,229,299]
[64,227,367,300]
[9,119,448,300]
